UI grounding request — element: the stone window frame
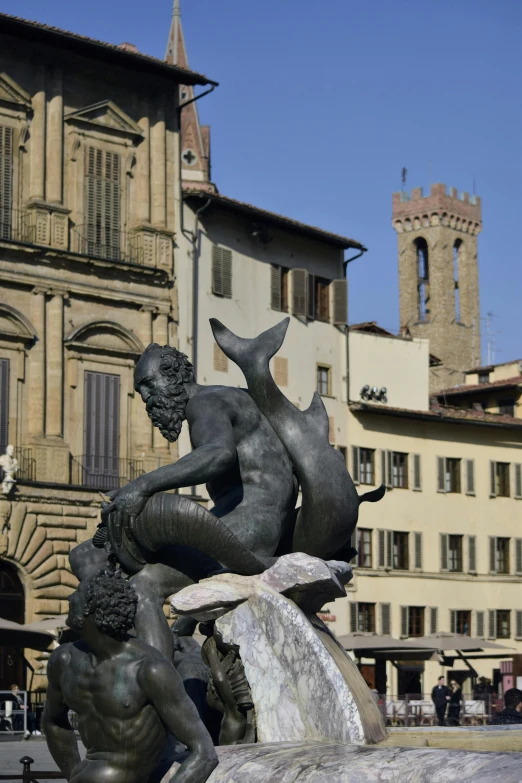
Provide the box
[0,73,33,217]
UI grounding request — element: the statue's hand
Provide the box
[103,478,150,519]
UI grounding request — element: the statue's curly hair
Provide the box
[84,569,137,640]
[138,345,194,442]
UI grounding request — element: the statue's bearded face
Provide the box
[134,346,193,443]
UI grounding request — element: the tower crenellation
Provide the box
[393,184,481,392]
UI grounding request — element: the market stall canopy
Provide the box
[23,615,69,633]
[419,633,513,653]
[0,617,55,651]
[337,633,440,661]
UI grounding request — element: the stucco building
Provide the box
[0,12,216,689]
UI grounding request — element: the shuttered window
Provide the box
[0,358,9,453]
[386,530,393,568]
[270,265,289,312]
[211,246,233,297]
[429,607,437,635]
[0,126,13,239]
[351,446,360,484]
[400,606,408,638]
[515,539,522,575]
[489,537,496,573]
[466,459,475,495]
[314,277,330,322]
[516,611,522,640]
[489,461,496,497]
[450,609,456,634]
[85,147,121,260]
[476,611,484,638]
[437,456,445,492]
[307,273,315,319]
[349,602,357,633]
[291,268,307,317]
[380,449,393,489]
[414,532,422,570]
[378,529,386,568]
[440,533,448,571]
[412,454,421,490]
[331,279,348,325]
[514,464,522,499]
[468,535,476,573]
[487,610,496,640]
[83,371,120,485]
[380,603,391,636]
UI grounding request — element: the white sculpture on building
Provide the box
[0,445,18,495]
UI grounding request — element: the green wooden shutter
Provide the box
[412,454,421,490]
[430,607,437,635]
[291,269,307,317]
[349,602,357,633]
[488,610,496,640]
[351,446,360,484]
[380,603,391,636]
[450,610,456,634]
[489,537,497,573]
[331,279,348,325]
[516,611,522,640]
[0,358,9,453]
[386,530,393,568]
[437,457,446,492]
[386,451,393,488]
[0,126,13,239]
[440,534,448,571]
[270,265,282,310]
[400,606,408,638]
[466,459,475,495]
[476,611,484,638]
[490,461,497,497]
[514,464,522,499]
[378,529,385,568]
[414,532,422,570]
[515,539,522,575]
[468,535,476,573]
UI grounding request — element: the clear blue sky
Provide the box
[6,0,521,364]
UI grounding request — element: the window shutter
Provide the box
[466,459,475,495]
[386,530,393,569]
[84,371,120,481]
[350,530,357,564]
[221,249,233,298]
[490,461,497,497]
[413,532,422,570]
[213,343,228,373]
[515,611,522,640]
[468,535,476,573]
[378,529,385,568]
[386,450,393,488]
[487,609,496,640]
[450,610,456,634]
[349,602,357,633]
[380,603,391,636]
[476,611,485,639]
[307,274,315,319]
[437,457,446,492]
[400,606,408,638]
[412,454,421,490]
[270,265,282,310]
[489,537,496,574]
[273,356,288,387]
[352,446,360,484]
[515,539,522,575]
[440,533,448,571]
[331,278,348,325]
[380,450,386,487]
[514,464,522,499]
[0,358,9,453]
[0,125,13,236]
[430,607,437,635]
[291,269,307,317]
[211,245,223,295]
[85,147,121,260]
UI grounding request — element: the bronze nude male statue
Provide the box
[43,569,218,783]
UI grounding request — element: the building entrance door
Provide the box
[0,560,25,690]
[397,662,424,698]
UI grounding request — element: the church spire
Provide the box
[165,0,214,189]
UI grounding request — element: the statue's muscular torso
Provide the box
[54,640,168,783]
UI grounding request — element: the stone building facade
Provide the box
[0,13,215,689]
[393,184,482,392]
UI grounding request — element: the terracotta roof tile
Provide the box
[350,401,522,429]
[0,12,217,87]
[439,376,522,396]
[183,188,365,250]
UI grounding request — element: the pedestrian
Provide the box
[431,676,450,726]
[8,684,40,738]
[447,680,462,726]
[491,688,522,725]
[473,676,488,701]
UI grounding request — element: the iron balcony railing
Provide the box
[72,224,143,266]
[0,209,36,245]
[71,455,145,491]
[0,447,36,482]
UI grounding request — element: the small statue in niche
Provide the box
[0,445,18,495]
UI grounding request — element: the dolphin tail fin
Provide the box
[358,484,386,504]
[302,392,330,440]
[210,317,290,371]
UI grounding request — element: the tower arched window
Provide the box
[415,238,429,322]
[453,240,462,322]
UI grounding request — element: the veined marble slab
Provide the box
[161,740,522,783]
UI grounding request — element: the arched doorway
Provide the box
[0,560,25,690]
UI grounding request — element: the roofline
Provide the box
[440,380,522,396]
[465,359,522,374]
[0,13,218,87]
[183,190,366,250]
[349,402,522,431]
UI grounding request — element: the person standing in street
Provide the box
[431,676,450,726]
[447,679,462,726]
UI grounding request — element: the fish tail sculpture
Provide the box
[210,317,385,560]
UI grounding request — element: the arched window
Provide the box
[453,240,462,322]
[415,238,429,321]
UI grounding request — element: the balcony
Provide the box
[72,225,144,266]
[0,447,36,482]
[71,455,145,492]
[0,209,36,245]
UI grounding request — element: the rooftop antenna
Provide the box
[484,311,501,366]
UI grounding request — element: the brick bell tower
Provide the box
[392,184,482,391]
